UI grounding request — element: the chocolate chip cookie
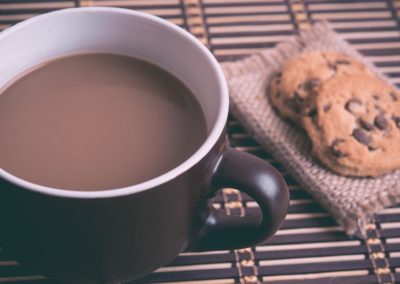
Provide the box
[303,74,400,177]
[269,51,372,125]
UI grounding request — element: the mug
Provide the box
[0,7,289,284]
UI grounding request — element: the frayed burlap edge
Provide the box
[221,21,400,236]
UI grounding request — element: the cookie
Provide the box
[269,51,372,125]
[303,74,400,177]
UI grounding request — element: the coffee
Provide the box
[0,53,207,191]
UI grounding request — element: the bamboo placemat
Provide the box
[1,0,400,283]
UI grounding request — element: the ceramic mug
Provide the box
[0,7,289,283]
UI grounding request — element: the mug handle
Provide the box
[190,147,289,251]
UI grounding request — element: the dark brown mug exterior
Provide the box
[0,132,289,284]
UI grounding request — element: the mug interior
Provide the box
[0,7,229,198]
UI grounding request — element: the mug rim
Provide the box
[0,7,229,199]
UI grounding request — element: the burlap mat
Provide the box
[220,21,400,236]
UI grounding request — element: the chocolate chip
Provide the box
[328,62,337,72]
[374,114,388,130]
[335,59,351,65]
[353,128,372,145]
[390,92,398,101]
[345,98,363,114]
[306,77,321,90]
[331,139,347,158]
[359,118,374,131]
[307,106,318,117]
[300,78,321,92]
[373,95,380,100]
[276,72,282,78]
[293,91,303,101]
[368,146,378,151]
[332,138,345,146]
[332,149,347,158]
[392,115,400,128]
[274,76,281,85]
[323,103,331,112]
[285,98,301,113]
